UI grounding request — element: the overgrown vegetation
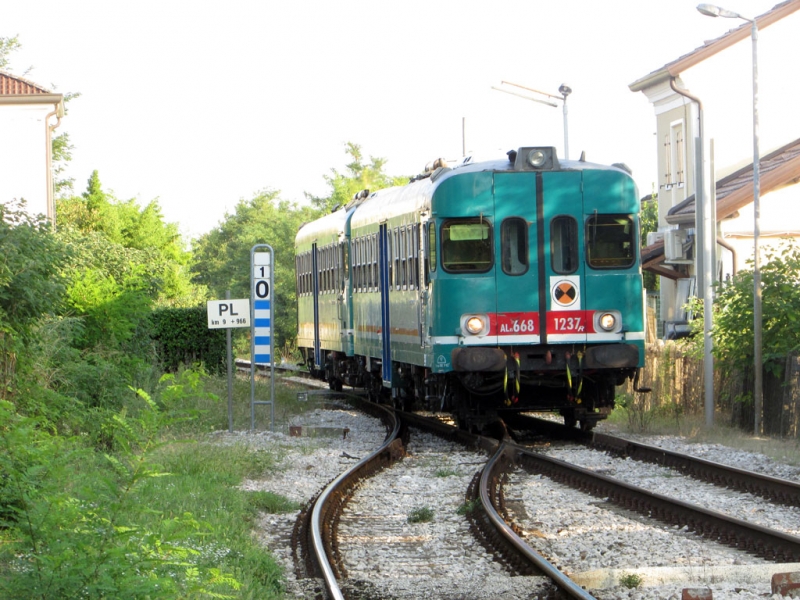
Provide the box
[2,38,405,593]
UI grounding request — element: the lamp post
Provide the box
[491,81,572,159]
[697,3,762,434]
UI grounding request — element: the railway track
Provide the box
[243,378,800,597]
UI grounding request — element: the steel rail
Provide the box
[509,415,800,508]
[514,444,800,563]
[481,442,598,600]
[309,394,402,600]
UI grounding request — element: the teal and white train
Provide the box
[295,147,646,431]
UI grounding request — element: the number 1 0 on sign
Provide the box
[251,250,272,365]
[250,244,275,432]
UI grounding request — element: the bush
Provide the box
[151,307,227,375]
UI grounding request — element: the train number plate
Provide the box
[490,312,539,335]
[547,310,594,334]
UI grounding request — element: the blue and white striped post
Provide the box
[250,244,275,431]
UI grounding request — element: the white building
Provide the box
[630,0,800,338]
[0,70,64,226]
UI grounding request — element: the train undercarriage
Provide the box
[300,345,640,433]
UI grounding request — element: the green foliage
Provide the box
[618,573,643,589]
[57,172,202,308]
[0,372,240,599]
[455,499,482,516]
[151,307,227,375]
[191,189,312,350]
[703,241,800,376]
[245,491,301,514]
[0,201,67,335]
[434,467,458,477]
[0,201,68,400]
[407,506,435,523]
[0,35,21,69]
[306,142,409,213]
[640,192,659,291]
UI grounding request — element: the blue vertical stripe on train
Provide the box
[254,300,270,310]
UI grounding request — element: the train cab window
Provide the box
[426,222,436,279]
[586,214,635,269]
[552,217,579,274]
[441,219,493,273]
[500,218,528,276]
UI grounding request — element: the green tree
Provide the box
[191,190,312,349]
[306,142,408,213]
[0,200,67,400]
[640,192,659,291]
[57,172,201,308]
[0,36,20,69]
[712,241,800,376]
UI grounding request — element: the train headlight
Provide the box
[527,149,547,168]
[595,311,621,333]
[462,314,488,336]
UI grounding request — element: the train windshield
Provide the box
[441,219,493,273]
[586,214,635,269]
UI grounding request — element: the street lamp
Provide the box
[697,3,762,434]
[491,81,572,159]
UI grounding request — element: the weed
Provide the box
[407,506,435,523]
[619,573,643,589]
[456,499,482,515]
[435,467,458,477]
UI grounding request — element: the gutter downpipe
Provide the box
[45,102,63,230]
[670,77,715,428]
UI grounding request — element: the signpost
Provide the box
[250,245,275,431]
[206,295,250,432]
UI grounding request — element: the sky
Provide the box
[3,0,783,239]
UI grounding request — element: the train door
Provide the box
[418,220,429,348]
[378,224,392,386]
[492,172,540,343]
[311,243,322,368]
[541,171,587,343]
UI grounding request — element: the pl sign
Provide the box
[207,299,251,329]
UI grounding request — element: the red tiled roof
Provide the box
[0,70,53,96]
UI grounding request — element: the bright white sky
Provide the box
[4,0,782,239]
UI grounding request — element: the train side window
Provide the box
[326,246,331,293]
[351,238,361,292]
[441,219,493,273]
[400,227,407,289]
[500,218,528,276]
[551,217,578,274]
[586,214,635,269]
[389,227,400,290]
[324,246,329,293]
[427,222,436,278]
[342,243,349,283]
[411,224,419,290]
[387,231,393,290]
[372,233,378,290]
